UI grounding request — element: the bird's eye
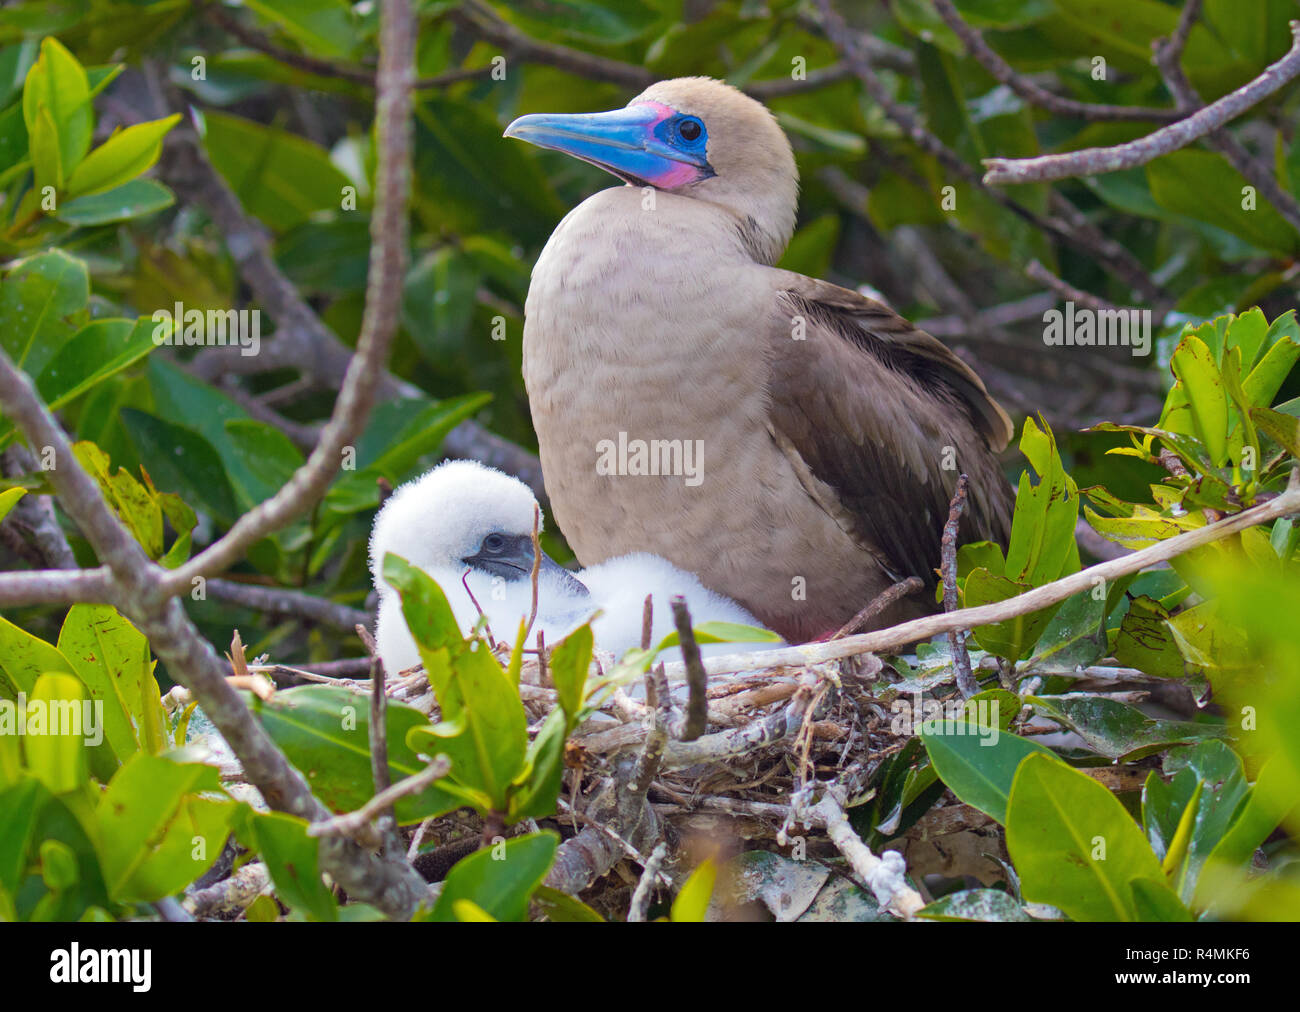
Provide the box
[676,117,703,143]
[483,533,506,553]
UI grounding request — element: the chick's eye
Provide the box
[677,117,702,142]
[483,533,506,553]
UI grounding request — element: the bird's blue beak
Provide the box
[504,101,712,189]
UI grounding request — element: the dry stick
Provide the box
[931,0,1181,124]
[1152,5,1300,234]
[309,756,452,841]
[0,0,430,921]
[813,0,1164,304]
[359,624,392,823]
[0,566,113,607]
[1025,260,1131,316]
[523,503,542,645]
[207,577,371,632]
[449,0,846,98]
[941,475,977,699]
[206,4,491,90]
[668,596,708,741]
[832,576,924,639]
[659,472,1300,679]
[794,786,927,919]
[627,842,669,923]
[983,22,1300,184]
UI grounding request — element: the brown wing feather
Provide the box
[766,276,1014,589]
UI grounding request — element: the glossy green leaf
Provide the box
[1028,694,1226,761]
[65,113,179,197]
[245,810,338,921]
[22,672,88,794]
[1006,753,1164,921]
[248,684,466,823]
[427,831,558,922]
[21,37,90,176]
[55,178,174,225]
[922,721,1057,824]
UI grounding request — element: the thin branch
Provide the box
[668,596,708,741]
[932,0,1182,124]
[1152,4,1300,234]
[789,782,926,919]
[0,566,113,607]
[206,5,492,90]
[308,755,452,841]
[983,22,1300,184]
[627,841,668,923]
[941,475,977,699]
[158,8,415,595]
[206,577,371,632]
[812,0,1165,304]
[659,472,1300,678]
[832,576,924,639]
[1025,259,1129,315]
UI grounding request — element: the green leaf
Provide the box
[0,249,88,375]
[671,858,718,922]
[244,810,338,921]
[57,604,166,765]
[0,486,25,522]
[33,317,156,415]
[243,0,357,57]
[22,672,88,794]
[1111,595,1186,679]
[1006,753,1164,921]
[427,831,558,922]
[0,614,76,697]
[1243,329,1300,408]
[55,178,174,226]
[21,37,91,177]
[65,113,180,197]
[533,883,605,922]
[1129,876,1193,921]
[922,722,1058,824]
[1169,334,1230,466]
[1027,694,1226,761]
[1147,150,1299,256]
[203,111,352,231]
[249,685,466,823]
[548,622,592,724]
[918,888,1031,921]
[29,104,61,192]
[95,754,229,902]
[119,409,239,524]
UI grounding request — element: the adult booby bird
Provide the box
[369,460,771,675]
[506,77,1014,642]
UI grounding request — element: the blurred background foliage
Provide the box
[0,0,1297,677]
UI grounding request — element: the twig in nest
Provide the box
[358,623,392,817]
[832,576,924,638]
[941,475,978,699]
[668,596,708,741]
[787,782,926,920]
[226,631,275,701]
[523,503,542,644]
[309,755,452,842]
[628,841,669,923]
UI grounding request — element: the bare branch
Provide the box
[660,474,1300,678]
[206,578,371,632]
[932,0,1182,123]
[668,596,708,741]
[941,474,977,699]
[0,566,114,607]
[983,22,1300,184]
[1152,4,1300,234]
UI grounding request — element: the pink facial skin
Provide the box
[629,101,711,188]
